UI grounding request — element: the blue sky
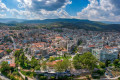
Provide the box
[65,0,89,16]
[0,0,120,22]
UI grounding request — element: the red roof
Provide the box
[10,63,16,67]
[0,50,4,53]
[47,60,63,67]
[88,45,95,47]
[105,45,118,49]
[56,36,63,39]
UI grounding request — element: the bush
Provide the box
[10,75,16,80]
[12,72,20,76]
[39,76,47,80]
[86,75,90,80]
[25,77,28,80]
[50,76,55,79]
[21,70,34,78]
[118,77,120,80]
[99,62,106,68]
[67,77,73,80]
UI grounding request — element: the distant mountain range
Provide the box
[0,18,120,24]
[0,18,120,32]
[0,18,26,23]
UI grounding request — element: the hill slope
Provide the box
[0,18,120,32]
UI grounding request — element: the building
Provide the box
[92,47,118,62]
[0,50,4,58]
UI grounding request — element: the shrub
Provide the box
[51,76,55,79]
[118,77,120,80]
[25,77,28,80]
[39,76,47,80]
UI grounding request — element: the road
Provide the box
[18,71,34,80]
[101,75,120,80]
[0,73,10,80]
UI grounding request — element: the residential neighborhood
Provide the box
[0,28,120,80]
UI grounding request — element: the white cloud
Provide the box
[9,8,71,20]
[0,14,6,17]
[14,0,72,19]
[0,2,8,12]
[17,0,72,11]
[1,0,120,22]
[0,0,72,19]
[77,0,120,22]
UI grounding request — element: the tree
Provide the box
[55,59,71,72]
[0,61,10,73]
[73,52,98,71]
[72,46,78,53]
[77,40,82,46]
[41,61,47,71]
[105,60,111,67]
[73,54,81,69]
[6,49,12,54]
[30,57,39,69]
[99,62,106,68]
[35,65,41,70]
[25,77,28,80]
[14,49,30,69]
[113,59,119,68]
[14,50,21,58]
[49,56,55,62]
[118,77,120,80]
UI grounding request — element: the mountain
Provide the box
[0,18,26,23]
[100,21,120,24]
[23,18,96,24]
[50,22,120,31]
[0,18,120,32]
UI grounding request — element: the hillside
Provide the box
[0,18,120,32]
[42,22,120,31]
[0,18,26,23]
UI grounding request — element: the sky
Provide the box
[0,0,120,22]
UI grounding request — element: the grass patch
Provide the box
[55,56,72,60]
[20,70,35,78]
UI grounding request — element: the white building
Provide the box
[92,48,118,62]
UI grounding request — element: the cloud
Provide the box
[1,0,120,22]
[0,14,6,17]
[17,0,72,11]
[9,8,71,20]
[77,0,120,22]
[13,0,72,19]
[0,0,72,19]
[0,2,8,12]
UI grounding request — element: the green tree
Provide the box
[41,61,47,71]
[105,60,111,67]
[14,50,21,58]
[25,77,28,80]
[73,52,98,71]
[113,59,119,68]
[118,77,120,80]
[77,40,82,46]
[0,61,10,73]
[55,59,71,72]
[35,65,41,70]
[30,57,39,68]
[49,56,55,62]
[99,62,106,68]
[6,49,12,54]
[72,46,78,53]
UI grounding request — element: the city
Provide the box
[0,0,120,80]
[0,27,120,80]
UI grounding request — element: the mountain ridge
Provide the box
[0,18,120,32]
